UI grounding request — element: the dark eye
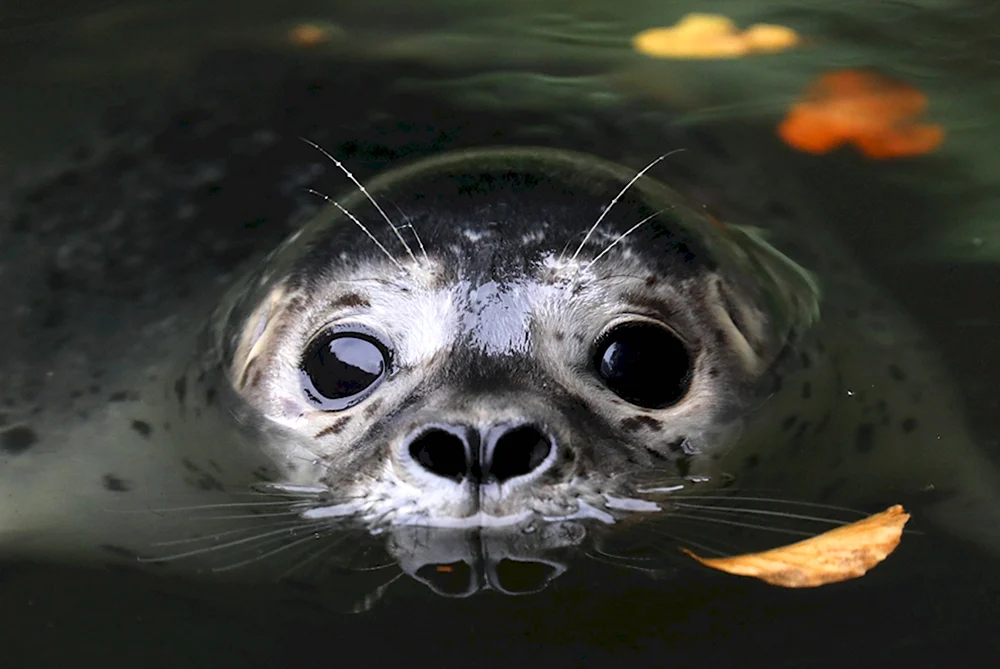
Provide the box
[593,321,692,409]
[300,329,391,410]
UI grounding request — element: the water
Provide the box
[2,1,1000,667]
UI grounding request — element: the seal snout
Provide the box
[405,421,555,485]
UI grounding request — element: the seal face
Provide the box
[212,147,819,532]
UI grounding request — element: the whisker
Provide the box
[299,137,418,265]
[122,501,307,513]
[676,497,922,537]
[591,544,660,563]
[338,555,400,572]
[645,526,732,557]
[351,572,405,614]
[304,188,405,272]
[399,223,428,262]
[666,536,730,558]
[138,521,327,563]
[673,502,855,526]
[668,512,815,537]
[212,529,330,573]
[634,485,686,495]
[105,500,312,518]
[584,551,668,576]
[583,209,669,271]
[275,532,352,580]
[188,510,308,521]
[674,495,869,516]
[568,150,682,262]
[250,482,330,497]
[149,517,313,547]
[150,518,308,547]
[388,198,428,262]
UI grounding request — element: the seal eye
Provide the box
[594,321,692,409]
[300,330,390,410]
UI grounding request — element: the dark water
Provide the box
[3,2,1000,667]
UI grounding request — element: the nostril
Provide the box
[488,424,553,483]
[408,428,469,482]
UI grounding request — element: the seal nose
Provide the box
[406,422,554,484]
[482,423,553,483]
[407,423,477,483]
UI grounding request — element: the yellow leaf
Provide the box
[681,505,910,587]
[633,13,800,60]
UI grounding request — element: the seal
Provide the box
[4,138,1000,597]
[3,48,1000,600]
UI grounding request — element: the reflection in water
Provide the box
[125,489,591,609]
[126,484,605,606]
[122,477,878,612]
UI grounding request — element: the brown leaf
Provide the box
[681,505,910,587]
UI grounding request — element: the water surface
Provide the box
[2,2,1000,667]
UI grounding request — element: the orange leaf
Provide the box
[778,108,848,154]
[778,70,944,159]
[854,124,945,159]
[681,504,910,587]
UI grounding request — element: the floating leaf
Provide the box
[633,13,800,59]
[778,70,945,159]
[287,22,339,48]
[682,504,910,587]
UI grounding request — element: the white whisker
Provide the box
[583,551,667,576]
[138,521,326,563]
[673,502,854,526]
[105,500,309,515]
[388,198,428,262]
[275,532,351,579]
[151,519,306,547]
[343,557,400,573]
[583,209,668,271]
[300,137,418,265]
[674,495,868,516]
[212,529,329,573]
[645,526,731,557]
[591,544,659,563]
[568,150,681,262]
[304,188,405,272]
[249,482,330,497]
[399,223,428,262]
[669,512,815,537]
[190,510,307,521]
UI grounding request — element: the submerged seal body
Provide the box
[3,124,1000,593]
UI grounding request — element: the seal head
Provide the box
[210,147,819,531]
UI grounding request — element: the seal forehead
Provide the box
[460,279,557,356]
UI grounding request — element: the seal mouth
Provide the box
[260,480,670,532]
